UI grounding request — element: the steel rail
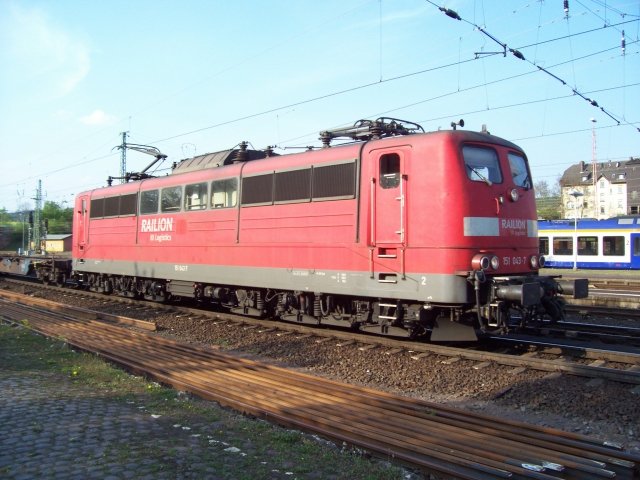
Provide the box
[2,285,640,386]
[1,299,638,479]
[2,285,640,389]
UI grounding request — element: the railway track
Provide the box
[1,293,639,479]
[2,280,640,386]
[590,279,640,292]
[515,319,640,346]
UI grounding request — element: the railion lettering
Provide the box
[141,217,174,233]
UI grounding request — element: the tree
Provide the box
[534,179,562,220]
[41,201,73,234]
[0,207,12,224]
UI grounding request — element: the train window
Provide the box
[211,178,238,208]
[578,236,598,256]
[185,183,208,211]
[89,198,105,219]
[379,154,400,189]
[104,196,119,217]
[119,194,138,216]
[140,190,159,215]
[603,236,625,256]
[552,237,573,255]
[508,153,531,189]
[634,237,640,256]
[161,186,182,212]
[539,237,549,255]
[241,174,274,206]
[463,146,502,185]
[275,169,311,203]
[312,161,356,200]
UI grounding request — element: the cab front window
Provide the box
[462,146,502,185]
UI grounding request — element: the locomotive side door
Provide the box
[75,195,89,253]
[373,150,406,246]
[369,148,408,281]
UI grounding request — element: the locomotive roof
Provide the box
[81,126,525,197]
[171,147,273,174]
[171,129,524,174]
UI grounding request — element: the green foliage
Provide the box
[0,207,12,223]
[536,196,562,220]
[0,201,72,250]
[534,179,562,219]
[42,201,73,234]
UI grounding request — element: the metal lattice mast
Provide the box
[32,179,42,253]
[120,131,129,184]
[591,119,597,217]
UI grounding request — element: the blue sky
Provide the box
[1,0,638,212]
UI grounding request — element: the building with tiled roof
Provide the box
[559,157,640,219]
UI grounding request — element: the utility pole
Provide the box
[119,131,129,184]
[32,180,43,254]
[591,118,597,218]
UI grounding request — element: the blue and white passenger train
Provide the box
[538,218,640,269]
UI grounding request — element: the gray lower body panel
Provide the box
[73,258,471,304]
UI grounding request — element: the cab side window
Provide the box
[380,153,400,189]
[508,152,532,189]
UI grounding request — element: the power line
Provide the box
[425,0,639,133]
[152,10,639,145]
[417,82,640,125]
[5,4,638,189]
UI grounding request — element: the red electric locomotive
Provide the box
[71,118,587,341]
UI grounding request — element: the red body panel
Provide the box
[73,130,538,288]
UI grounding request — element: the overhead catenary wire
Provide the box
[425,0,639,132]
[3,3,638,191]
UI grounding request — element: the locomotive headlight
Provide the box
[490,255,500,270]
[471,254,491,271]
[530,255,539,269]
[509,188,519,202]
